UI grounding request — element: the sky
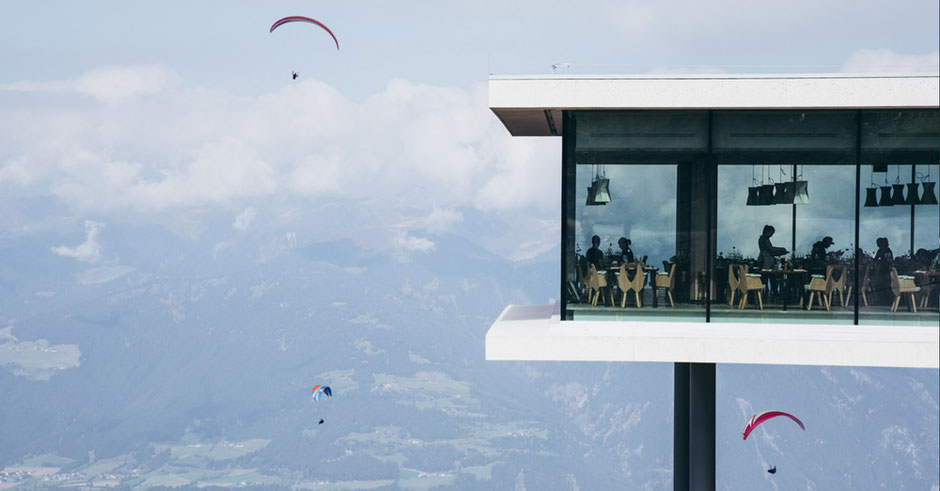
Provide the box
[1,0,938,264]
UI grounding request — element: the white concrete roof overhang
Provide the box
[485,304,940,369]
[489,73,940,136]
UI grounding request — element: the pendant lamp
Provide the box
[878,186,894,207]
[592,178,611,204]
[746,186,759,206]
[891,183,906,205]
[890,167,906,205]
[773,182,791,205]
[918,165,938,206]
[864,167,879,207]
[864,187,879,207]
[759,184,775,205]
[585,186,598,206]
[585,165,610,206]
[905,183,920,205]
[920,181,938,205]
[791,165,809,205]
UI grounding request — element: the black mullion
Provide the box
[854,110,861,325]
[706,111,714,323]
[561,111,574,319]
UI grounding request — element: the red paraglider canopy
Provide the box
[742,411,804,440]
[269,16,339,50]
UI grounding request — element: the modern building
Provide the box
[484,73,940,490]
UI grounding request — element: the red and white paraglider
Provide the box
[741,410,805,440]
[270,16,339,50]
[270,16,339,80]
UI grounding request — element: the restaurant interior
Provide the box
[562,109,940,325]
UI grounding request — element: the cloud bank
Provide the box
[1,65,557,217]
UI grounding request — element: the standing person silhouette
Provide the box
[758,225,788,269]
[585,235,605,270]
[617,237,635,263]
[872,237,894,304]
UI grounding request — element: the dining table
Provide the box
[760,268,809,309]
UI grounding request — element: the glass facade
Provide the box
[563,109,940,326]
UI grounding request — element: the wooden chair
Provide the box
[727,264,741,307]
[915,272,938,310]
[829,265,847,308]
[733,264,764,310]
[806,265,846,311]
[847,265,871,307]
[586,263,609,306]
[576,255,589,302]
[655,263,677,308]
[617,263,646,308]
[889,267,919,312]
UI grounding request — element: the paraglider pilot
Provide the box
[292,71,299,80]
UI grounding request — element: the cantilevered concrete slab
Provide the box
[485,304,940,369]
[489,73,940,136]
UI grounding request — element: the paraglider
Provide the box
[318,418,325,425]
[269,16,339,50]
[292,71,299,80]
[312,384,332,401]
[767,466,776,474]
[742,411,805,440]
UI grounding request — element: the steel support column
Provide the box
[674,362,716,491]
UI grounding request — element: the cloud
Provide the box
[1,70,556,216]
[0,332,81,381]
[233,207,258,232]
[840,49,940,74]
[51,220,105,263]
[0,63,181,104]
[393,231,436,254]
[77,264,136,285]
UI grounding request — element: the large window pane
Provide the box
[568,162,703,321]
[714,163,855,324]
[859,162,939,326]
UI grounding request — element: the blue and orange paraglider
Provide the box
[312,384,332,401]
[742,410,804,440]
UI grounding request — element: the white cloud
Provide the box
[0,333,81,381]
[423,207,464,234]
[841,49,940,74]
[78,264,136,285]
[233,208,258,232]
[51,220,105,263]
[393,231,436,254]
[0,63,181,104]
[1,68,556,216]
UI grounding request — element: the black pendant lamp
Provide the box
[759,183,775,205]
[918,165,938,206]
[890,166,906,205]
[585,186,598,206]
[746,186,759,206]
[864,187,879,207]
[773,182,790,204]
[920,181,938,205]
[864,167,879,207]
[878,186,894,207]
[746,165,758,206]
[905,183,921,205]
[891,183,906,205]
